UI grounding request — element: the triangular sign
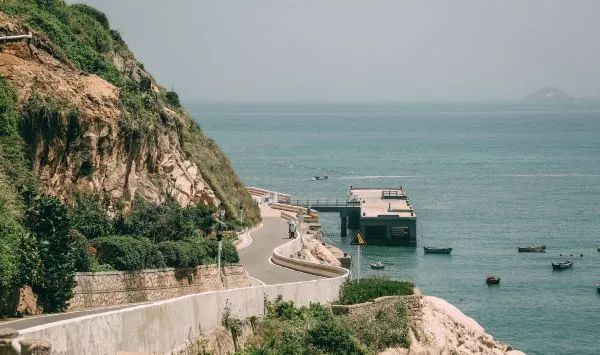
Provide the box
[351,231,367,246]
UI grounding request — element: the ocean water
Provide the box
[188,101,600,355]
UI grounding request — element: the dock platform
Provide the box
[293,187,417,246]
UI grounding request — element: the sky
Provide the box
[68,0,600,102]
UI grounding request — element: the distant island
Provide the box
[525,87,574,101]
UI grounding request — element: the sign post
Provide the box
[351,231,367,283]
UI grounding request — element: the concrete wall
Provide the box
[18,233,349,355]
[68,265,251,311]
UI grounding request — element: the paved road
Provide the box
[1,206,319,331]
[239,210,322,285]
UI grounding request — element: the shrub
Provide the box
[71,230,95,272]
[338,277,414,305]
[69,192,113,239]
[0,215,22,316]
[165,90,181,108]
[307,317,363,355]
[157,240,197,268]
[93,235,165,271]
[24,195,76,312]
[343,302,410,350]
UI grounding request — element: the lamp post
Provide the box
[216,223,223,278]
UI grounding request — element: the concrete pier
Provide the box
[293,187,417,246]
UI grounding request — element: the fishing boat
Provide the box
[486,275,500,285]
[552,260,573,270]
[424,247,452,255]
[518,245,546,253]
[370,261,385,270]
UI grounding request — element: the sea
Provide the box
[188,101,600,355]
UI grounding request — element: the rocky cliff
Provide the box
[0,1,258,221]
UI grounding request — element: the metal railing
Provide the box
[292,198,361,208]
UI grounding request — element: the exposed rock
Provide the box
[382,296,524,355]
[0,12,220,209]
[16,286,42,316]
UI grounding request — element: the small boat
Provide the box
[424,247,452,254]
[486,275,500,285]
[370,261,385,270]
[597,284,600,294]
[313,175,329,181]
[518,245,546,253]
[597,247,600,252]
[552,260,573,270]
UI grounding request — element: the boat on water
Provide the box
[597,284,600,294]
[313,175,329,181]
[424,247,452,254]
[370,261,385,270]
[486,275,500,285]
[518,245,546,253]
[552,260,573,270]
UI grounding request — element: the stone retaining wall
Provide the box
[331,289,423,323]
[68,265,251,311]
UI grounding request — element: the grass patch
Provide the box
[338,277,414,305]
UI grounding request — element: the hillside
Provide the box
[0,0,258,222]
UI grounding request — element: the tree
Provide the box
[69,192,113,239]
[24,195,75,312]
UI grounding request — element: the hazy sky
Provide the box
[69,0,600,102]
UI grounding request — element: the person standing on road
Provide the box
[288,220,297,239]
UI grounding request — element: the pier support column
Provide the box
[340,215,348,237]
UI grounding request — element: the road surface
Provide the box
[239,205,322,285]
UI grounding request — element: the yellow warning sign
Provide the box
[351,231,367,246]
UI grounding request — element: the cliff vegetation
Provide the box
[0,0,257,316]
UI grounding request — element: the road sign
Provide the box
[351,231,367,246]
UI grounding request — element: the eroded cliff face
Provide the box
[0,12,221,209]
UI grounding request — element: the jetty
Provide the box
[292,187,417,246]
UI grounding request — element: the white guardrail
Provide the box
[15,223,349,354]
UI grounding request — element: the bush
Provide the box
[69,192,113,239]
[71,230,95,272]
[93,235,165,271]
[0,215,22,315]
[24,195,76,312]
[338,277,414,305]
[165,90,181,108]
[157,240,198,268]
[344,302,410,350]
[244,298,366,354]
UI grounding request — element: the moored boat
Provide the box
[424,247,452,254]
[486,275,500,285]
[552,260,573,270]
[518,245,546,253]
[370,261,385,269]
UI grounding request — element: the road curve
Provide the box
[238,206,322,285]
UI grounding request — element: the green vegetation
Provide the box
[338,277,414,305]
[23,195,75,312]
[237,280,413,354]
[241,297,367,355]
[0,0,257,316]
[344,302,410,350]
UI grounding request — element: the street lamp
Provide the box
[216,223,224,278]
